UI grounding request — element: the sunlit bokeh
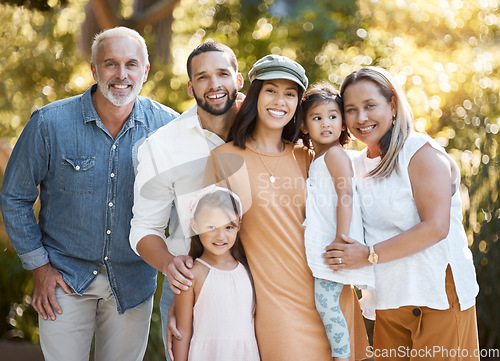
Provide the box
[0,0,498,356]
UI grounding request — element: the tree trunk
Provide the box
[78,0,121,59]
[133,0,176,64]
[78,0,178,64]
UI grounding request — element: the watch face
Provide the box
[369,253,378,264]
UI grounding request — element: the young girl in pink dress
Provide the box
[172,185,260,361]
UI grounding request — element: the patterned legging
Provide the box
[314,278,351,358]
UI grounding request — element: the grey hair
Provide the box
[91,27,149,65]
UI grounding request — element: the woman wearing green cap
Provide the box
[206,55,369,361]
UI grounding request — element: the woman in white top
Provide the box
[326,66,479,360]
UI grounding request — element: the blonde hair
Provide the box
[91,27,149,65]
[340,66,413,178]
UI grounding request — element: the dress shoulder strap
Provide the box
[195,258,212,269]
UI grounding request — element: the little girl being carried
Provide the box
[172,185,260,361]
[301,82,375,360]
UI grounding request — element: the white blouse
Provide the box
[304,151,375,289]
[353,132,478,312]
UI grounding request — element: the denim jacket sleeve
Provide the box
[0,109,50,270]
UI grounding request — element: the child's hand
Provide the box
[327,235,348,249]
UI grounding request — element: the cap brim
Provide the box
[254,71,307,91]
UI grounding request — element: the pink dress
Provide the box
[188,259,260,361]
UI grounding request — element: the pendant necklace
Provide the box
[250,138,284,184]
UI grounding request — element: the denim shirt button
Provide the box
[106,230,111,235]
[110,173,115,178]
[93,270,98,275]
[75,165,80,170]
[112,145,116,150]
[104,256,109,261]
[108,202,113,207]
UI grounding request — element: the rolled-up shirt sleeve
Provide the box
[130,181,173,255]
[130,137,175,255]
[18,247,50,270]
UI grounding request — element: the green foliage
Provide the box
[144,273,166,361]
[0,0,67,11]
[142,0,361,112]
[0,248,39,343]
[0,1,89,143]
[0,0,499,358]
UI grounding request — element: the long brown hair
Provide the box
[228,79,307,148]
[189,189,256,311]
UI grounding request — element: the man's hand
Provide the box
[31,263,72,320]
[165,255,194,294]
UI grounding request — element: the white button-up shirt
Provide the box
[130,105,225,256]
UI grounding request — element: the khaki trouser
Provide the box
[39,268,153,361]
[373,266,479,361]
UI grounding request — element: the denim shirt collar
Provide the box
[81,84,146,129]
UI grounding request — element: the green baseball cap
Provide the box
[248,54,308,91]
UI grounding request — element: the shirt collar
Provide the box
[81,84,145,126]
[182,105,203,129]
[181,105,226,145]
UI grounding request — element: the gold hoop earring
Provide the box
[392,114,396,126]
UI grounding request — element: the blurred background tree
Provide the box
[0,0,498,359]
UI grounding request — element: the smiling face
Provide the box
[343,80,396,157]
[302,101,343,154]
[192,204,240,258]
[187,51,243,116]
[91,36,149,107]
[255,78,299,135]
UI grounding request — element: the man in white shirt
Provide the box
[129,42,243,359]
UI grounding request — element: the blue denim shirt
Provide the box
[0,85,178,313]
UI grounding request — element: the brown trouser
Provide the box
[373,267,479,361]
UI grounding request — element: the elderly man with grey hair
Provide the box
[0,27,178,361]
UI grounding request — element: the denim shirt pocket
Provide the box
[59,155,95,196]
